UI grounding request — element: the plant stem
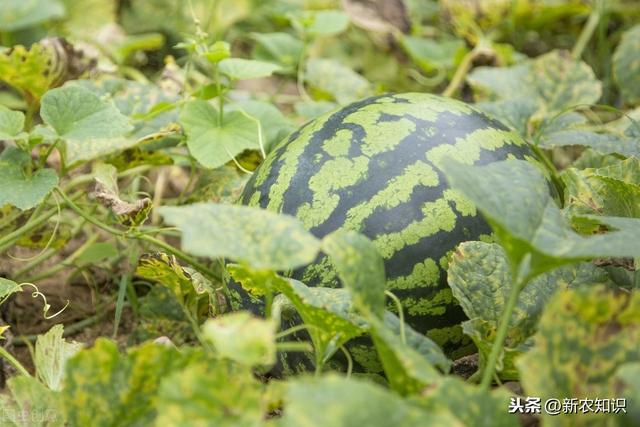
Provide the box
[479,278,525,390]
[571,0,604,60]
[0,346,31,377]
[442,45,483,98]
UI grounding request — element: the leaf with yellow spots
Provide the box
[518,286,640,427]
[1,376,64,427]
[35,325,84,392]
[159,203,321,271]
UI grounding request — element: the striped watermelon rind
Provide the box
[234,93,537,369]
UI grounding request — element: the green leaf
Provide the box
[41,85,132,141]
[251,32,303,72]
[135,252,214,319]
[613,24,640,105]
[279,375,455,427]
[540,129,640,158]
[0,147,58,210]
[0,277,23,304]
[440,159,640,279]
[305,59,372,105]
[475,98,538,137]
[63,339,201,426]
[322,231,386,317]
[202,311,276,367]
[2,376,64,427]
[179,100,261,169]
[155,360,265,427]
[229,100,294,152]
[290,10,350,38]
[467,63,531,102]
[614,363,640,425]
[35,325,83,391]
[0,0,65,32]
[417,377,518,427]
[400,36,467,73]
[518,286,640,427]
[159,203,320,271]
[0,105,25,140]
[447,241,611,377]
[218,58,281,80]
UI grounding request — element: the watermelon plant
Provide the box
[0,1,639,426]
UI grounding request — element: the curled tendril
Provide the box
[20,283,70,320]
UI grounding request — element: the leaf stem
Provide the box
[479,277,525,390]
[571,0,604,60]
[0,346,31,377]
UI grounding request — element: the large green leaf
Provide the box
[400,36,467,73]
[447,241,612,377]
[613,24,640,106]
[63,339,200,426]
[475,98,538,137]
[155,360,265,427]
[322,231,386,317]
[539,130,640,158]
[229,100,294,153]
[202,311,277,367]
[158,203,320,271]
[1,376,64,427]
[440,159,640,279]
[179,100,261,169]
[0,0,65,32]
[0,147,58,210]
[218,58,281,80]
[278,375,457,427]
[35,325,83,391]
[517,286,640,427]
[251,32,303,73]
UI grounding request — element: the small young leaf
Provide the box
[179,100,261,169]
[202,311,276,366]
[35,325,84,391]
[159,203,320,271]
[218,58,281,80]
[0,277,23,304]
[0,105,25,140]
[613,24,640,106]
[0,147,59,210]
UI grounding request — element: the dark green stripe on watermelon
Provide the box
[235,93,536,366]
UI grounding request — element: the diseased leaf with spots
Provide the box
[155,360,265,427]
[159,203,321,271]
[322,231,386,317]
[448,241,612,378]
[202,311,276,367]
[1,376,64,427]
[0,147,59,210]
[63,339,202,426]
[279,375,457,427]
[613,25,640,106]
[518,287,640,427]
[35,325,84,391]
[179,100,261,169]
[440,159,640,280]
[540,130,640,158]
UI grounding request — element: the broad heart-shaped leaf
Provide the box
[251,32,303,73]
[179,100,261,169]
[468,50,601,116]
[228,265,367,366]
[416,377,518,427]
[135,252,214,319]
[439,159,640,280]
[218,58,281,80]
[517,286,640,427]
[35,325,83,391]
[228,100,294,153]
[0,147,58,210]
[0,105,25,140]
[447,241,612,378]
[159,203,320,271]
[562,158,640,220]
[202,311,277,367]
[63,339,202,426]
[305,59,372,105]
[155,360,265,427]
[539,129,640,158]
[278,375,458,427]
[0,277,23,304]
[614,363,640,425]
[613,24,640,106]
[0,0,65,32]
[1,376,64,427]
[322,231,386,317]
[41,84,132,140]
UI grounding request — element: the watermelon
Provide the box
[233,93,537,369]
